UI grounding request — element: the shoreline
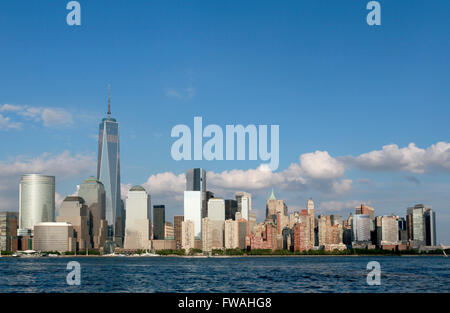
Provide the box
[1,254,446,258]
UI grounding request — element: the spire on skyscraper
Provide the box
[269,188,276,200]
[107,84,111,119]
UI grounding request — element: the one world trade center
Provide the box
[97,85,124,246]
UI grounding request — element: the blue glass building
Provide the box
[97,88,124,245]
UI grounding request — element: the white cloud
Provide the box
[0,104,73,129]
[348,142,450,174]
[319,200,365,212]
[0,114,22,130]
[0,151,96,212]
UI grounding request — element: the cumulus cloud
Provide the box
[0,151,96,212]
[347,142,450,174]
[142,172,186,201]
[0,104,73,128]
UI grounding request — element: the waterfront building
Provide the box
[249,210,257,234]
[123,186,151,250]
[0,212,18,252]
[164,222,174,240]
[208,198,225,221]
[246,223,276,251]
[184,191,203,239]
[224,199,238,220]
[407,204,427,245]
[153,205,165,240]
[424,208,437,246]
[202,217,224,253]
[174,215,184,250]
[78,176,108,249]
[19,174,55,234]
[356,204,375,231]
[237,218,248,249]
[293,210,312,251]
[181,220,195,252]
[56,196,90,250]
[377,215,399,246]
[224,219,239,249]
[97,88,123,245]
[236,191,252,220]
[306,198,315,246]
[352,214,371,243]
[33,222,76,252]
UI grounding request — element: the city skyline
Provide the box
[0,1,449,243]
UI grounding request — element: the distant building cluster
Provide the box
[0,95,439,254]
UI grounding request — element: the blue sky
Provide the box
[1,1,449,243]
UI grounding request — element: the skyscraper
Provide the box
[153,205,165,240]
[78,176,108,249]
[186,168,206,192]
[56,196,90,250]
[352,214,371,242]
[19,174,55,234]
[97,86,123,245]
[236,191,252,220]
[424,208,436,246]
[174,215,184,250]
[124,186,151,250]
[207,198,225,221]
[224,199,238,220]
[184,168,206,239]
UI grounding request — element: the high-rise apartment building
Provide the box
[124,186,151,250]
[356,204,375,231]
[202,217,224,253]
[97,88,123,245]
[0,212,18,252]
[153,205,165,240]
[224,219,239,249]
[164,222,174,240]
[181,220,195,252]
[19,174,55,234]
[174,215,184,250]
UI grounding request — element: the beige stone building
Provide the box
[33,222,76,252]
[202,217,224,253]
[224,219,239,249]
[181,220,195,252]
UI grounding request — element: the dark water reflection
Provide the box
[0,256,449,293]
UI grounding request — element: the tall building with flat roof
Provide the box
[164,222,174,240]
[0,212,18,252]
[352,214,371,242]
[186,168,206,192]
[181,220,195,252]
[425,208,436,246]
[97,87,123,245]
[202,217,224,253]
[153,205,165,240]
[224,219,239,249]
[377,215,399,246]
[19,174,55,233]
[56,196,90,250]
[78,176,108,249]
[236,191,252,220]
[225,199,237,220]
[174,215,184,250]
[184,191,203,238]
[208,198,225,221]
[124,186,151,250]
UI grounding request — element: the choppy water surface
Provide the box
[0,256,449,293]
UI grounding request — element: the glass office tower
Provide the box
[19,174,55,233]
[97,89,123,245]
